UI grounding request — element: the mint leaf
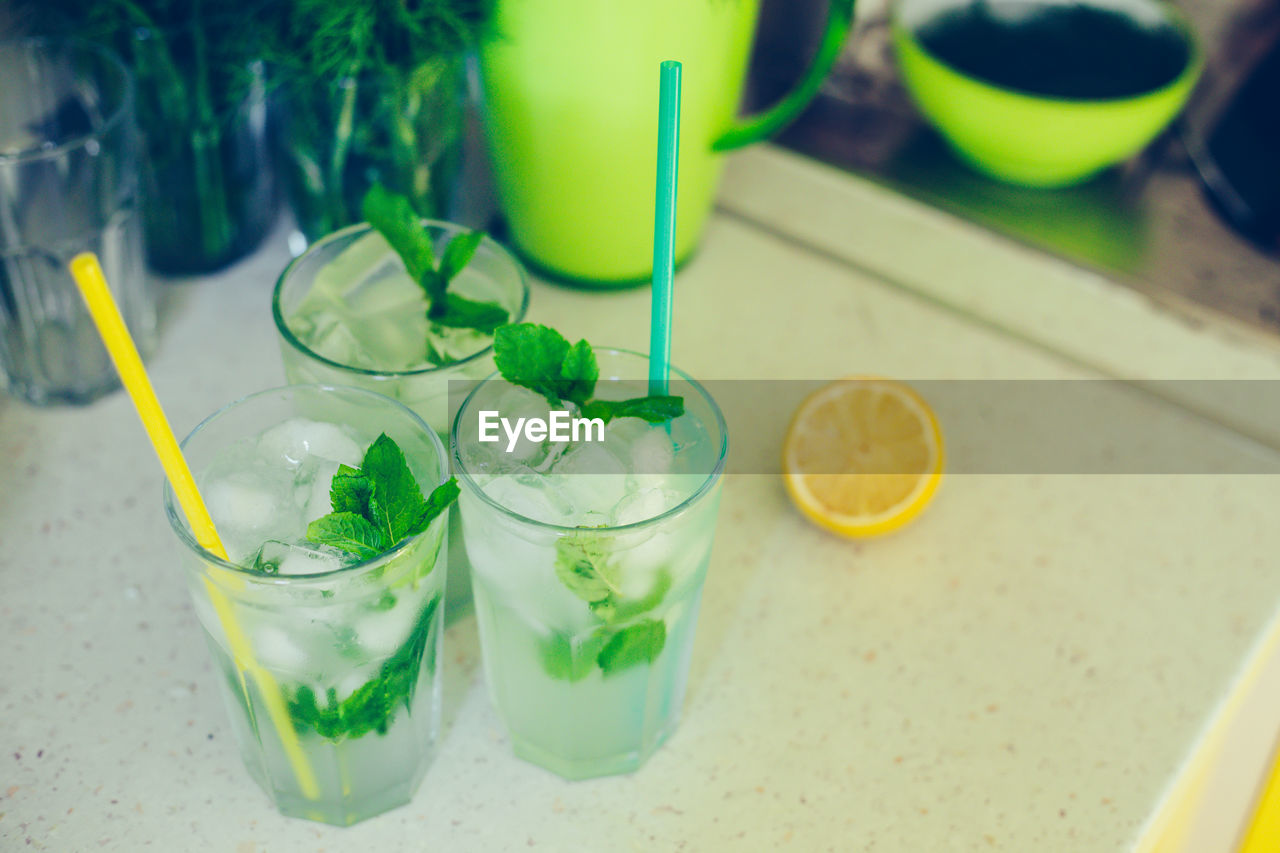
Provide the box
[361,433,429,544]
[439,230,485,283]
[433,293,509,334]
[554,534,618,606]
[540,558,673,681]
[559,339,598,406]
[306,512,388,560]
[329,465,373,516]
[580,395,685,425]
[306,434,458,559]
[426,232,502,323]
[420,268,449,311]
[597,619,666,676]
[494,323,572,406]
[412,478,460,539]
[362,185,506,335]
[424,337,454,368]
[361,183,435,285]
[492,323,683,425]
[540,630,609,683]
[288,596,440,740]
[612,569,672,622]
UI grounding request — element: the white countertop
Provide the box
[4,145,1280,851]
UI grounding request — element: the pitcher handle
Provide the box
[712,0,856,152]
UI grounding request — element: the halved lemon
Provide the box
[783,378,944,538]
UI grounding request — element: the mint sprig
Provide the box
[287,433,452,740]
[597,620,666,674]
[360,184,510,339]
[486,323,682,680]
[540,619,668,681]
[288,596,440,740]
[306,433,458,559]
[493,323,683,424]
[540,533,672,680]
[555,535,623,622]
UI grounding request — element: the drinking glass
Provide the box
[452,350,729,778]
[0,38,153,405]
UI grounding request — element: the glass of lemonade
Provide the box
[164,385,449,825]
[272,221,529,618]
[451,350,728,778]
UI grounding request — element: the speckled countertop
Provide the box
[5,146,1280,851]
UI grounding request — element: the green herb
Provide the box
[539,631,610,683]
[361,184,436,284]
[539,618,668,681]
[253,0,495,239]
[306,433,459,559]
[329,464,374,517]
[360,183,509,340]
[541,533,670,680]
[288,596,440,740]
[305,513,387,561]
[15,0,272,269]
[485,324,683,681]
[596,619,666,676]
[555,535,624,622]
[580,396,686,425]
[493,324,684,423]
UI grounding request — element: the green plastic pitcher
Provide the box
[479,0,855,287]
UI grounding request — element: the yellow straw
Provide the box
[1238,737,1280,851]
[69,253,319,800]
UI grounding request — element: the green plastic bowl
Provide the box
[892,0,1203,187]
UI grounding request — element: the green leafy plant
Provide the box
[540,532,673,681]
[306,432,459,559]
[256,0,495,241]
[286,431,456,740]
[361,184,509,338]
[15,0,276,272]
[493,324,684,424]
[288,596,440,740]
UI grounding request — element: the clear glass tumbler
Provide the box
[273,220,529,619]
[0,38,153,405]
[164,385,449,825]
[452,350,729,778]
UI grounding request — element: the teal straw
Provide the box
[649,60,681,397]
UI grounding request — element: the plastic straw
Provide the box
[649,59,681,397]
[69,253,320,801]
[1238,731,1280,851]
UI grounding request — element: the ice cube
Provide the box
[254,625,308,671]
[479,471,572,525]
[335,669,374,703]
[354,593,428,657]
[345,266,421,315]
[552,439,626,477]
[548,442,628,520]
[308,231,396,303]
[429,324,491,363]
[204,472,298,563]
[612,487,673,527]
[255,540,351,576]
[207,476,278,532]
[628,426,676,476]
[472,391,562,466]
[303,460,343,521]
[345,276,431,370]
[304,318,370,368]
[258,418,362,469]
